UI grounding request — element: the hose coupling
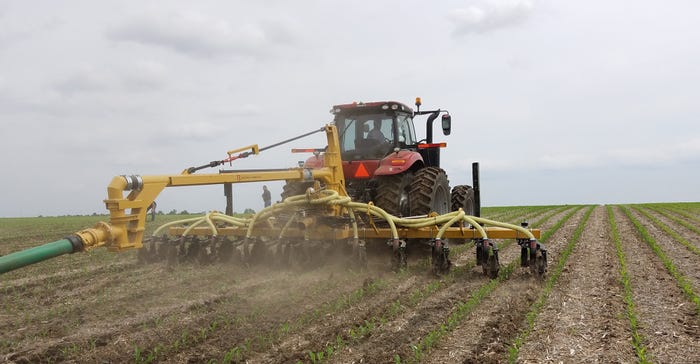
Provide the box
[122,175,143,191]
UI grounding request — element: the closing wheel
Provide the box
[409,167,451,216]
[486,252,499,279]
[451,185,475,215]
[481,246,490,276]
[217,237,234,263]
[482,248,501,279]
[431,240,452,275]
[374,173,413,217]
[475,238,485,266]
[357,245,367,269]
[352,239,367,269]
[195,238,216,265]
[520,245,529,267]
[137,237,157,264]
[535,250,547,278]
[390,240,407,271]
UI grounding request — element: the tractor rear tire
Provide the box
[280,181,314,201]
[374,173,413,217]
[451,185,475,215]
[409,167,451,216]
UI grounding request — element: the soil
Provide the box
[2,204,700,363]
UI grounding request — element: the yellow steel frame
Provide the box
[169,225,540,240]
[75,123,540,252]
[79,125,346,251]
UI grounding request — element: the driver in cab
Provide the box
[367,121,386,141]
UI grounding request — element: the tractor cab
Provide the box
[332,101,419,162]
[330,101,421,195]
[292,99,459,217]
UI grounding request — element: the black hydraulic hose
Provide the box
[188,161,224,174]
[257,127,325,153]
[186,126,326,174]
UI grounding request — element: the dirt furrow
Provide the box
[421,206,588,363]
[5,265,366,363]
[81,266,370,363]
[613,206,700,363]
[335,237,528,363]
[242,272,428,363]
[242,207,564,363]
[241,208,562,363]
[325,207,578,363]
[627,207,700,294]
[515,205,634,363]
[662,206,700,224]
[642,206,700,253]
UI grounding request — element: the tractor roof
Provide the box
[331,101,413,115]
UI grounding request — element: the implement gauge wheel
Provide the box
[451,185,475,216]
[409,167,451,216]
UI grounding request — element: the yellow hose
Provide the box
[279,211,299,239]
[182,216,210,236]
[436,210,465,240]
[153,216,206,236]
[472,216,535,240]
[158,188,537,242]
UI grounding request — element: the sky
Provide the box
[0,0,699,217]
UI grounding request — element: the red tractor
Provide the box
[285,98,480,219]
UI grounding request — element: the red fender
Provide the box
[374,150,424,176]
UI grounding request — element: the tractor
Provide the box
[285,98,478,220]
[280,98,484,272]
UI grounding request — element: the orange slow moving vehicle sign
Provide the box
[354,163,370,178]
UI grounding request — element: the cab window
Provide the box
[397,114,416,146]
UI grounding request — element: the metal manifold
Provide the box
[138,188,542,277]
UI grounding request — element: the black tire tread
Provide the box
[409,167,450,216]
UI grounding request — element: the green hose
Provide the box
[0,238,78,274]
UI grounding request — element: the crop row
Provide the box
[620,206,700,315]
[607,207,649,363]
[209,205,574,363]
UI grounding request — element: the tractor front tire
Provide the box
[451,185,476,216]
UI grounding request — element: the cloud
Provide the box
[0,8,63,51]
[609,138,700,166]
[53,67,113,95]
[208,104,262,119]
[119,60,168,92]
[478,137,700,174]
[105,11,300,58]
[52,61,167,95]
[449,0,534,36]
[150,121,231,143]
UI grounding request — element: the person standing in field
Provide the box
[262,185,271,207]
[147,201,157,221]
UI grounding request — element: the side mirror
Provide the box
[441,114,451,135]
